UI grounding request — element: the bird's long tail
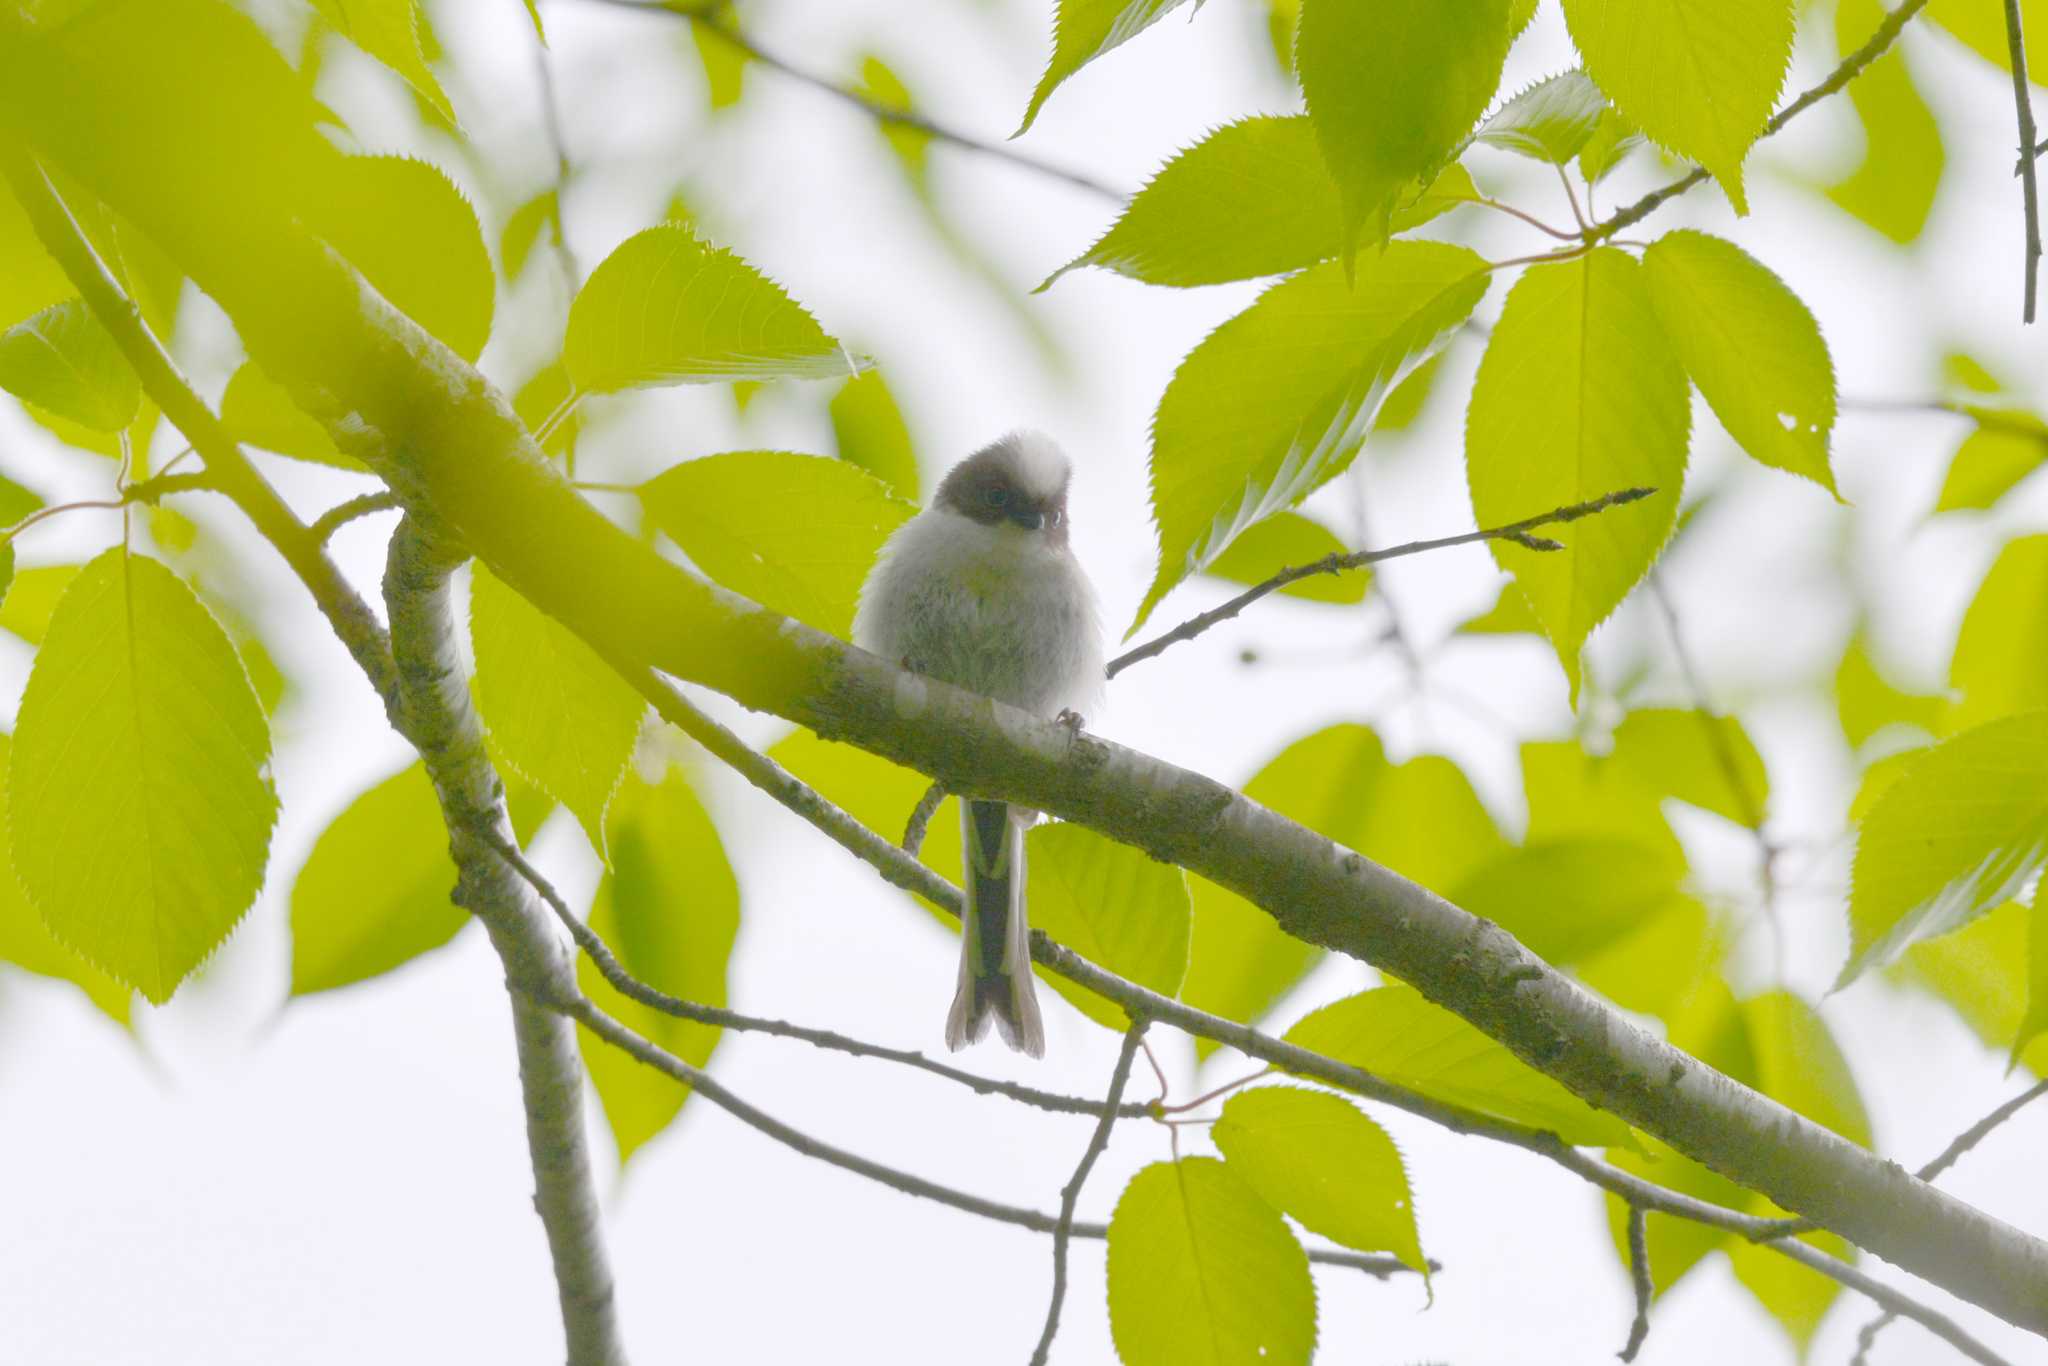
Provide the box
[945,798,1045,1057]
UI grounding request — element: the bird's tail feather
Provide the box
[945,799,1044,1057]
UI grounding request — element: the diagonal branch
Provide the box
[1031,1023,1148,1366]
[1106,487,1655,679]
[2005,0,2042,322]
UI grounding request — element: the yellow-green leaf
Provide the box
[1026,822,1190,1031]
[1822,0,1943,244]
[0,298,140,432]
[514,355,580,462]
[1934,412,2048,514]
[11,549,277,1003]
[1577,107,1643,183]
[565,224,857,393]
[1947,535,2048,731]
[1458,580,1542,634]
[1897,900,2048,1074]
[309,0,453,124]
[2013,901,2048,1068]
[1608,706,1768,827]
[1451,838,1685,967]
[289,762,465,996]
[1840,712,2048,986]
[1298,0,1512,246]
[470,563,645,860]
[314,154,493,362]
[1836,629,1943,748]
[1560,0,1793,213]
[641,451,912,640]
[1287,983,1636,1145]
[0,181,74,332]
[1138,242,1489,632]
[577,766,739,1164]
[0,732,130,1024]
[828,370,919,499]
[219,362,361,470]
[1201,511,1366,605]
[1475,69,1610,163]
[1465,249,1687,696]
[1107,1158,1316,1366]
[501,188,558,281]
[1017,0,1196,136]
[1643,230,1836,493]
[768,730,964,917]
[1213,1086,1427,1274]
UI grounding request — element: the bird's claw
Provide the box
[1055,708,1086,734]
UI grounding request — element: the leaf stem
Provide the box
[2005,0,2042,322]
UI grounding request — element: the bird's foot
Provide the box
[1055,708,1087,734]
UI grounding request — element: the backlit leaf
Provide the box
[1840,712,2048,986]
[1643,231,1836,493]
[1934,413,2048,513]
[1947,535,2048,731]
[1287,983,1636,1145]
[641,451,912,640]
[2013,901,2048,1068]
[1465,249,1687,695]
[565,224,857,392]
[1451,838,1685,967]
[501,188,558,281]
[0,298,140,432]
[1476,69,1609,163]
[0,181,74,331]
[1026,822,1190,1030]
[828,370,919,499]
[1836,630,1943,748]
[1560,0,1793,213]
[1458,581,1541,634]
[289,762,465,996]
[577,766,740,1164]
[1822,0,1943,244]
[1213,1086,1427,1274]
[219,362,360,470]
[1897,900,2048,1073]
[1577,107,1643,183]
[309,0,453,124]
[1201,511,1366,605]
[1298,0,1512,246]
[768,729,964,916]
[315,154,493,362]
[1608,706,1768,827]
[1107,1158,1315,1366]
[470,563,645,860]
[11,549,276,1003]
[0,732,130,1024]
[1138,242,1488,632]
[1017,0,1196,136]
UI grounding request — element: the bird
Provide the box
[853,431,1104,1057]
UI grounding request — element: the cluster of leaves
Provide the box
[1,0,2046,1361]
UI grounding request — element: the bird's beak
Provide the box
[1009,507,1044,531]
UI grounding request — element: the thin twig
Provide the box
[2006,0,2042,322]
[479,826,1150,1120]
[1618,1203,1653,1362]
[1107,487,1655,679]
[1030,1023,1148,1366]
[1554,162,1591,234]
[577,0,1126,203]
[1470,194,1581,241]
[1850,1310,1900,1365]
[309,490,400,543]
[902,780,946,854]
[1157,1067,1270,1116]
[0,471,220,543]
[1585,0,1936,242]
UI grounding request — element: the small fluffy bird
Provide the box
[854,431,1104,1057]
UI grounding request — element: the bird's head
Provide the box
[934,431,1072,544]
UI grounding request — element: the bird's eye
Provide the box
[984,487,1008,507]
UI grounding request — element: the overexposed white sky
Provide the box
[4,1,2048,1363]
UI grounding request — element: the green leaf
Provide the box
[0,181,75,332]
[688,6,748,111]
[315,154,493,362]
[1182,725,1504,1043]
[1897,901,2048,1073]
[0,732,130,1024]
[11,549,277,1003]
[522,0,545,42]
[1560,0,1793,213]
[308,0,453,124]
[1576,107,1643,183]
[1298,0,1512,246]
[1451,838,1685,967]
[1522,738,1684,866]
[1822,0,1943,244]
[1934,412,2048,513]
[1476,69,1609,163]
[564,224,858,393]
[2013,901,2048,1068]
[289,762,465,996]
[0,564,78,646]
[1458,580,1541,634]
[470,563,645,860]
[1200,511,1366,605]
[1608,706,1768,827]
[1836,629,1943,748]
[501,188,558,281]
[1107,1158,1316,1366]
[641,451,912,640]
[577,765,740,1164]
[1840,712,2048,986]
[858,57,930,188]
[1026,822,1190,1031]
[1926,0,2048,76]
[1643,231,1836,493]
[1466,249,1687,695]
[828,370,919,499]
[1287,983,1636,1145]
[1575,896,1722,1021]
[1213,1086,1427,1274]
[0,297,140,432]
[1138,242,1489,632]
[0,472,39,611]
[1017,0,1196,136]
[1040,116,1476,290]
[768,730,964,915]
[1948,535,2048,731]
[514,355,580,462]
[219,362,361,470]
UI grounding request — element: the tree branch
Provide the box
[309,489,400,544]
[1586,0,1936,242]
[576,0,1126,203]
[1617,1203,1652,1363]
[1106,487,1655,679]
[902,779,947,855]
[2006,0,2042,322]
[383,516,627,1366]
[1032,1023,1147,1366]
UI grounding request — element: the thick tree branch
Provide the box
[1107,486,1655,678]
[383,517,627,1366]
[1032,1023,1147,1366]
[21,51,2046,1334]
[1586,0,1936,242]
[2006,0,2042,322]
